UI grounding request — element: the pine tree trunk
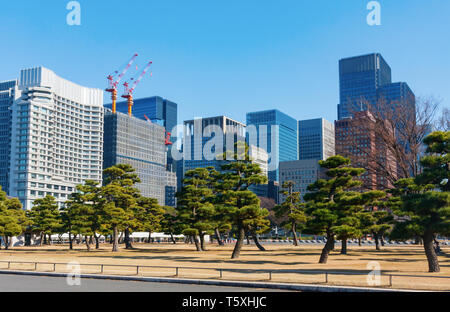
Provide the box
[231,224,246,259]
[85,237,91,251]
[423,231,440,273]
[4,237,9,250]
[112,227,119,252]
[380,236,385,247]
[43,233,47,245]
[374,233,381,251]
[69,232,73,250]
[358,237,362,246]
[193,235,202,251]
[292,223,299,246]
[170,233,176,244]
[200,234,206,251]
[94,234,99,249]
[341,238,347,254]
[215,228,224,246]
[147,232,152,243]
[124,228,133,249]
[319,233,334,264]
[246,234,250,245]
[252,234,266,251]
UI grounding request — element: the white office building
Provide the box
[9,67,104,210]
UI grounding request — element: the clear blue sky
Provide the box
[0,0,449,124]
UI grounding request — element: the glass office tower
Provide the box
[182,116,246,173]
[338,53,392,120]
[246,109,298,182]
[0,80,18,194]
[298,118,335,161]
[338,53,415,120]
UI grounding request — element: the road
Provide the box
[0,274,278,292]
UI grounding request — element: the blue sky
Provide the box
[0,0,449,124]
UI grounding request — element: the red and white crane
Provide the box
[122,61,153,116]
[106,53,138,114]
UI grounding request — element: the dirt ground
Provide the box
[0,243,449,291]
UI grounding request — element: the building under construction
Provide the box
[103,109,177,206]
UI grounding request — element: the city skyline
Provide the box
[0,1,448,126]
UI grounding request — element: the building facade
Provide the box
[279,159,325,202]
[105,96,179,173]
[103,110,177,206]
[105,96,177,133]
[0,80,18,194]
[338,53,415,121]
[246,109,298,182]
[335,111,397,190]
[182,116,246,174]
[298,118,335,161]
[9,67,104,210]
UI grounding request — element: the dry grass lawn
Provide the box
[0,243,449,291]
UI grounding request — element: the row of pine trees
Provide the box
[0,132,448,272]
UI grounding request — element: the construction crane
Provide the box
[122,61,153,116]
[105,53,138,113]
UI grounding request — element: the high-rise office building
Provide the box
[338,53,415,120]
[246,109,298,182]
[0,80,18,194]
[335,111,397,190]
[8,67,104,210]
[182,116,246,174]
[248,145,269,198]
[106,96,178,173]
[279,159,325,202]
[103,109,177,206]
[298,118,335,161]
[337,53,415,189]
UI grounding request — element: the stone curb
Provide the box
[0,270,423,292]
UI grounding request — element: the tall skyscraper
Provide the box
[336,53,415,189]
[106,96,178,173]
[246,109,298,182]
[338,53,415,120]
[182,116,246,174]
[0,80,18,194]
[9,67,104,210]
[335,111,397,190]
[103,109,177,206]
[338,53,392,120]
[298,118,335,161]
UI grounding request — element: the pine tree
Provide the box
[304,156,385,263]
[390,131,450,272]
[137,196,165,243]
[217,141,269,258]
[101,164,141,251]
[161,205,185,244]
[28,195,61,245]
[176,167,216,251]
[274,181,307,246]
[0,188,29,250]
[358,199,393,251]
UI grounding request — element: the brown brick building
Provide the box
[335,111,397,190]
